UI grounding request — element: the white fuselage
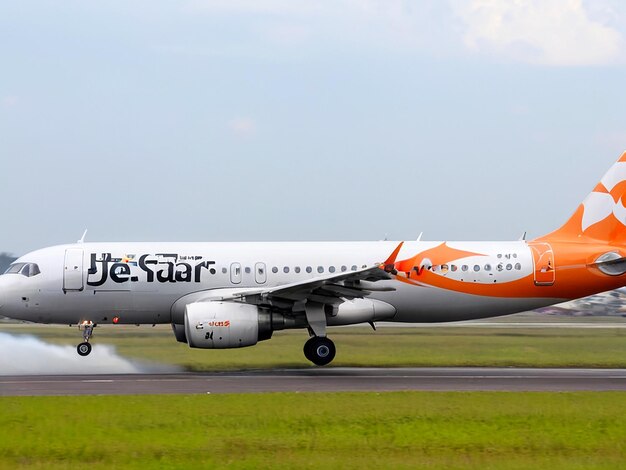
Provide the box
[0,240,557,326]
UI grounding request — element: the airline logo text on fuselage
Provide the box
[86,253,216,286]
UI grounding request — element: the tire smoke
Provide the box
[0,332,180,375]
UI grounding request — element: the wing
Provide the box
[218,263,395,311]
[214,242,404,311]
[181,242,405,335]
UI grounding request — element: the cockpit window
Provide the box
[3,262,41,277]
[21,263,41,277]
[5,263,25,274]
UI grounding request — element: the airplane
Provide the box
[2,151,626,366]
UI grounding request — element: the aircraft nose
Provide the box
[0,275,9,310]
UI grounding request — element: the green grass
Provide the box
[3,323,626,370]
[3,324,626,468]
[1,392,626,469]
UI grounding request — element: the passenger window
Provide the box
[506,264,512,270]
[329,266,336,273]
[283,267,290,273]
[515,263,521,270]
[441,264,449,274]
[462,265,468,272]
[272,267,278,274]
[317,266,324,273]
[473,265,480,272]
[295,267,301,273]
[451,265,457,272]
[484,264,491,271]
[245,267,251,274]
[306,266,312,273]
[222,267,227,274]
[497,264,503,272]
[351,265,357,271]
[341,265,347,272]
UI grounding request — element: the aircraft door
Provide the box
[230,262,242,284]
[255,262,267,284]
[64,248,84,291]
[529,242,555,286]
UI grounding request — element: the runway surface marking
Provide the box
[2,368,626,396]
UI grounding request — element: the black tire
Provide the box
[303,338,316,362]
[77,342,92,357]
[304,337,336,366]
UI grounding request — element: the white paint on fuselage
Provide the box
[0,240,560,326]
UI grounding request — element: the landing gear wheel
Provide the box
[304,336,336,366]
[303,339,315,362]
[77,342,92,357]
[76,320,95,357]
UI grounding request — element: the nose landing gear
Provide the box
[77,321,95,356]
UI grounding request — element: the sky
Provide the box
[1,0,626,256]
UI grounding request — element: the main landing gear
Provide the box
[303,336,336,366]
[77,321,95,356]
[302,301,336,366]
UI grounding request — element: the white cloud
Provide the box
[2,95,19,108]
[455,0,624,66]
[509,103,530,115]
[181,0,626,65]
[228,117,257,136]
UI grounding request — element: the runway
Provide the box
[2,368,626,396]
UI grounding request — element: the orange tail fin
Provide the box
[542,151,626,243]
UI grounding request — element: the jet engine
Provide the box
[184,301,273,349]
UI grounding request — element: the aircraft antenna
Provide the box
[77,229,88,244]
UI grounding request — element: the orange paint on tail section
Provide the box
[541,151,626,244]
[383,242,404,268]
[394,243,484,274]
[376,152,626,302]
[390,240,626,300]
